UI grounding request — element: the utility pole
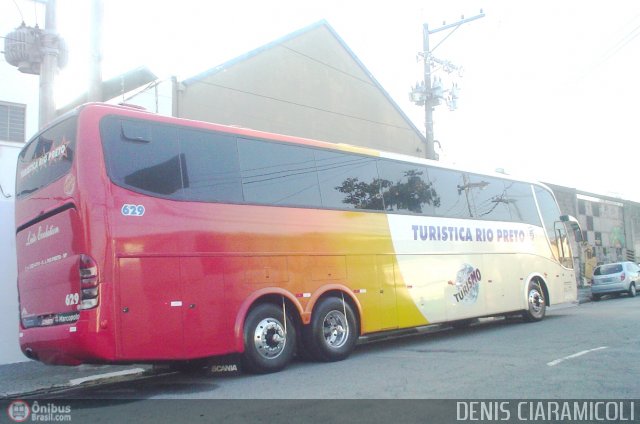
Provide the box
[410,11,485,160]
[39,0,58,128]
[4,0,67,129]
[422,24,436,160]
[88,0,103,102]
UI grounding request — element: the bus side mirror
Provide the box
[560,215,584,242]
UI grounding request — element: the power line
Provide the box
[279,45,377,88]
[579,14,640,78]
[194,79,417,133]
[11,0,25,23]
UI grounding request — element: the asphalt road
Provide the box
[10,295,640,423]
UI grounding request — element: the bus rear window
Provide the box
[100,116,243,202]
[16,117,76,198]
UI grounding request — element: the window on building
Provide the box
[594,231,602,246]
[592,203,600,217]
[0,101,26,142]
[578,200,586,215]
[587,216,594,231]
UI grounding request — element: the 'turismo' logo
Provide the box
[453,264,481,304]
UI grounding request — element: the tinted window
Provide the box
[238,138,321,206]
[428,167,469,219]
[534,186,561,246]
[378,160,439,215]
[178,129,242,203]
[503,182,540,225]
[315,150,382,210]
[462,174,511,221]
[102,117,185,198]
[16,117,76,197]
[595,264,623,275]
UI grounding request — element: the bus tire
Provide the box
[305,296,358,362]
[522,280,546,322]
[241,303,296,374]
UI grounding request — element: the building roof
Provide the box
[57,66,157,116]
[182,20,426,144]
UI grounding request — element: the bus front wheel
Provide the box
[523,280,546,322]
[242,303,296,374]
[305,296,358,362]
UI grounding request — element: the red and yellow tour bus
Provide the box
[15,103,581,373]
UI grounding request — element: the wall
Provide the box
[577,195,627,264]
[0,194,22,364]
[178,23,426,158]
[0,140,29,365]
[1,3,42,362]
[109,78,174,117]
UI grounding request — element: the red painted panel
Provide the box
[117,257,183,359]
[181,257,232,357]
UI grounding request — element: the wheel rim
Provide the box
[253,318,287,360]
[528,287,544,315]
[631,285,636,296]
[322,310,349,349]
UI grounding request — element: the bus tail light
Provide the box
[79,254,99,310]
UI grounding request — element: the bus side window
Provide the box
[102,117,183,198]
[427,167,469,219]
[503,182,541,226]
[554,221,574,269]
[238,138,322,207]
[377,160,436,215]
[315,150,381,211]
[462,174,511,222]
[178,129,242,203]
[534,186,572,267]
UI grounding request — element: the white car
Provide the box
[591,261,640,301]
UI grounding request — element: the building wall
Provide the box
[0,35,41,364]
[111,78,174,117]
[547,184,577,218]
[577,195,628,264]
[178,24,426,157]
[624,202,640,260]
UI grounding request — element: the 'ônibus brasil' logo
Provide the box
[7,400,30,422]
[452,264,481,304]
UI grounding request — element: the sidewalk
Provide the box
[577,286,592,304]
[0,361,152,399]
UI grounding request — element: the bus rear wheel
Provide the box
[304,296,358,362]
[523,280,546,322]
[242,303,296,374]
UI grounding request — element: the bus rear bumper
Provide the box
[19,320,111,366]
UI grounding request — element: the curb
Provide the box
[2,367,152,399]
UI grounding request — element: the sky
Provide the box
[3,0,640,201]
